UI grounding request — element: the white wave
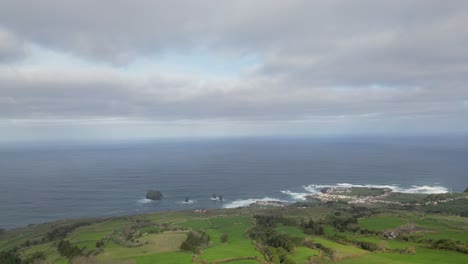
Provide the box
[302,183,448,194]
[137,198,153,204]
[223,197,289,209]
[281,190,309,200]
[303,184,335,194]
[400,185,448,194]
[179,200,197,204]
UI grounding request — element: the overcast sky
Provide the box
[1,0,468,142]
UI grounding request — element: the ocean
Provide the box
[1,136,467,229]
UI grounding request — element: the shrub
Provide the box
[180,231,210,253]
[221,233,228,243]
[23,251,46,264]
[57,240,82,260]
[357,241,378,251]
[96,239,105,248]
[0,250,21,264]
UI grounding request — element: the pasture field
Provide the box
[276,224,308,238]
[1,191,467,264]
[358,214,407,231]
[310,237,368,259]
[336,248,468,264]
[289,246,319,263]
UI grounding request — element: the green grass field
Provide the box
[198,216,263,262]
[311,237,368,259]
[358,214,407,231]
[336,248,468,264]
[2,191,467,264]
[136,252,193,264]
[276,224,308,238]
[289,246,320,263]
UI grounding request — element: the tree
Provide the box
[23,251,45,264]
[57,240,82,260]
[221,233,228,243]
[0,250,21,264]
[180,231,210,253]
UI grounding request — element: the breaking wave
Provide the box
[179,200,197,204]
[223,197,289,209]
[282,183,448,200]
[280,190,310,200]
[137,198,153,204]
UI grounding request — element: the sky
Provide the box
[1,0,468,142]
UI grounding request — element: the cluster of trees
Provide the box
[180,231,210,253]
[21,239,43,248]
[421,198,468,216]
[46,221,92,242]
[326,233,381,252]
[0,249,21,264]
[23,252,46,264]
[57,240,82,260]
[0,248,46,264]
[300,219,324,235]
[347,206,380,218]
[122,226,140,241]
[356,241,379,251]
[95,239,105,248]
[248,215,299,264]
[262,247,295,264]
[327,213,360,233]
[303,241,335,258]
[423,239,468,254]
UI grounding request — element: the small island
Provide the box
[146,190,163,200]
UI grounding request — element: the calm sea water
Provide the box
[1,136,467,229]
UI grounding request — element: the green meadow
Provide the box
[1,192,467,264]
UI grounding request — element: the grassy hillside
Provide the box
[1,192,467,264]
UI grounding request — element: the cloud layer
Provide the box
[1,0,467,140]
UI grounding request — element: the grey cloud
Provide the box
[1,67,466,123]
[1,1,466,62]
[0,1,467,136]
[0,27,26,62]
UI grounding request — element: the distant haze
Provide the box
[1,1,468,142]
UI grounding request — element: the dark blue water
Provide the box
[1,136,467,229]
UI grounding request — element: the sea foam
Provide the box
[332,183,448,194]
[179,200,197,204]
[280,190,310,200]
[137,198,153,204]
[223,197,289,209]
[282,183,448,200]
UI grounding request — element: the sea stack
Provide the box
[146,190,163,200]
[185,196,189,203]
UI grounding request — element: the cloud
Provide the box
[1,65,466,122]
[0,1,467,139]
[0,27,26,62]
